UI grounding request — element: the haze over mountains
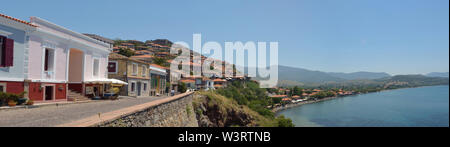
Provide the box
[278,65,391,83]
[276,65,449,87]
[426,72,449,78]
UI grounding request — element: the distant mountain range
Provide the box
[327,71,391,80]
[426,72,449,78]
[278,65,346,83]
[278,65,390,84]
[276,65,448,87]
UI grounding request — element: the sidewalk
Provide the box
[0,100,95,111]
[0,95,169,127]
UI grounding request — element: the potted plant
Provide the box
[16,92,28,105]
[6,93,19,107]
[0,92,6,106]
[7,100,17,107]
[26,100,34,106]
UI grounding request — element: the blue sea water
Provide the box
[278,85,449,127]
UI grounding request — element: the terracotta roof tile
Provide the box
[130,55,154,58]
[270,95,288,98]
[179,79,195,83]
[0,13,37,27]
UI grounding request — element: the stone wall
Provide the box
[96,93,198,127]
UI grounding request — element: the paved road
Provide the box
[0,96,168,127]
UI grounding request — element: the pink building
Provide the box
[27,17,113,102]
[1,13,115,102]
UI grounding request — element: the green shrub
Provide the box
[276,115,295,127]
[0,91,26,102]
[179,82,187,93]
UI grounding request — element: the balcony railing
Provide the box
[44,71,55,80]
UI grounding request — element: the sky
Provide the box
[2,0,449,75]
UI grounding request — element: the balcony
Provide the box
[44,70,55,80]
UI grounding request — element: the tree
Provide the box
[118,48,135,57]
[272,97,282,104]
[276,115,295,127]
[153,57,167,66]
[179,82,187,93]
[293,86,303,96]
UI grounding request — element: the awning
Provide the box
[84,78,128,85]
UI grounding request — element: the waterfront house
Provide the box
[282,98,292,103]
[270,95,288,99]
[212,78,227,89]
[179,78,196,90]
[108,53,150,97]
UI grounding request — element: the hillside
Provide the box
[278,65,391,84]
[328,71,391,80]
[380,75,449,86]
[278,65,345,83]
[426,72,449,78]
[193,91,293,127]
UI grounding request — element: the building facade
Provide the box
[0,14,113,102]
[149,64,166,96]
[108,53,150,97]
[0,14,37,97]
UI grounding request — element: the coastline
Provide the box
[272,85,449,114]
[272,96,342,114]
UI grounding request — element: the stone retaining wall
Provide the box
[96,93,198,127]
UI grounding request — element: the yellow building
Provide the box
[108,53,150,97]
[149,64,167,96]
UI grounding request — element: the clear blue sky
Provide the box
[2,0,448,75]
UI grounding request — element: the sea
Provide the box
[278,85,449,127]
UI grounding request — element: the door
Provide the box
[137,82,141,96]
[45,86,53,101]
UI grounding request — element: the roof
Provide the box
[0,13,37,27]
[212,79,227,82]
[83,33,114,44]
[282,98,292,101]
[109,53,148,64]
[136,50,152,53]
[179,79,195,83]
[150,64,168,72]
[270,95,288,98]
[130,55,154,58]
[109,53,128,59]
[214,84,224,87]
[121,43,134,46]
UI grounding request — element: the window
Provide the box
[131,82,136,92]
[195,78,202,85]
[0,83,5,93]
[142,65,147,77]
[108,61,117,73]
[93,58,99,77]
[44,48,55,72]
[0,36,3,66]
[0,36,14,67]
[143,83,147,91]
[132,63,138,76]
